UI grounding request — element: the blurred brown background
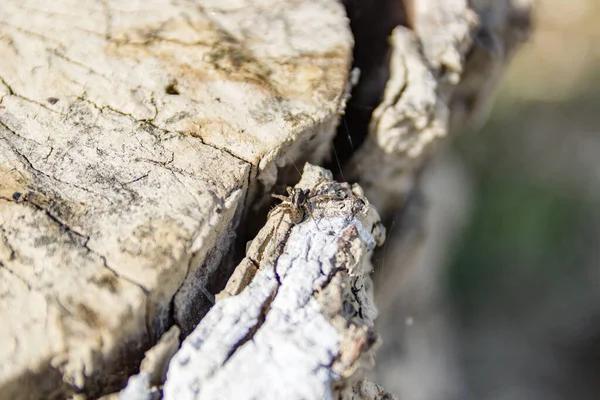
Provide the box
[373,0,600,399]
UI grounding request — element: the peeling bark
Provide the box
[163,164,388,400]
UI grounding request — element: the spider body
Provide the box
[268,179,339,236]
[287,188,309,222]
[269,187,312,226]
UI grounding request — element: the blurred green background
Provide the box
[447,0,600,398]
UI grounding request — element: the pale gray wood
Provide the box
[163,164,390,400]
[346,0,532,219]
[0,0,533,398]
[113,325,180,400]
[346,26,447,215]
[0,1,352,398]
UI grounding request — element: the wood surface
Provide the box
[0,0,532,398]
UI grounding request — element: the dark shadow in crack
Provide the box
[327,0,411,175]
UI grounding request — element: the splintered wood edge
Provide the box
[158,164,389,400]
[346,0,532,217]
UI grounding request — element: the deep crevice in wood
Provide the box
[327,0,410,173]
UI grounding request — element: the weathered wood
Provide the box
[0,0,534,397]
[162,164,388,400]
[0,1,352,398]
[345,0,477,217]
[109,325,180,400]
[345,0,530,219]
[345,25,449,215]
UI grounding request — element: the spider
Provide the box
[268,179,339,237]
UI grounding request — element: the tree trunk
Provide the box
[0,0,532,399]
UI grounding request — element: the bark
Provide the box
[163,164,387,400]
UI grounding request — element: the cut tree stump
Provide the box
[0,1,351,398]
[0,0,532,399]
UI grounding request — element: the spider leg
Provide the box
[303,204,321,231]
[272,206,292,240]
[286,186,294,196]
[272,194,289,201]
[267,206,282,219]
[309,178,328,196]
[269,203,293,219]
